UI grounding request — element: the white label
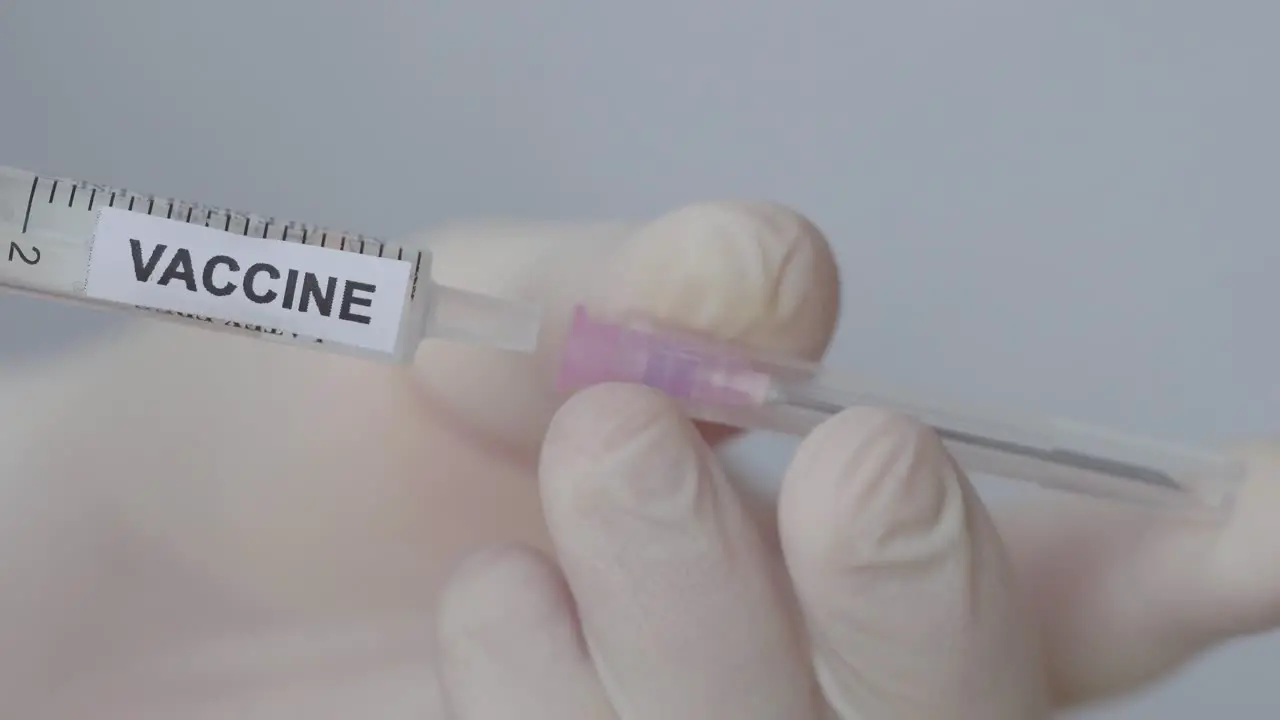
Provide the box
[84,208,413,353]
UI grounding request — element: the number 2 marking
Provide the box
[7,242,41,265]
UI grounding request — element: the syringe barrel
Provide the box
[0,165,540,362]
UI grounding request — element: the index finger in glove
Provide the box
[779,407,1052,719]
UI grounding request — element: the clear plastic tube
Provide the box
[555,304,1244,516]
[0,165,541,361]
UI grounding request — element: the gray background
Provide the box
[1,1,1276,716]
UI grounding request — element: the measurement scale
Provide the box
[0,165,540,361]
[0,164,1246,516]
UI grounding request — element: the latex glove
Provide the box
[0,199,1269,719]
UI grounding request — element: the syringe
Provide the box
[0,165,1245,516]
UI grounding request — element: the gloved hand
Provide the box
[0,199,1274,719]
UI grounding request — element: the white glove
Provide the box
[0,199,1274,719]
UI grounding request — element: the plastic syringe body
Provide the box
[0,166,541,361]
[555,305,1244,516]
